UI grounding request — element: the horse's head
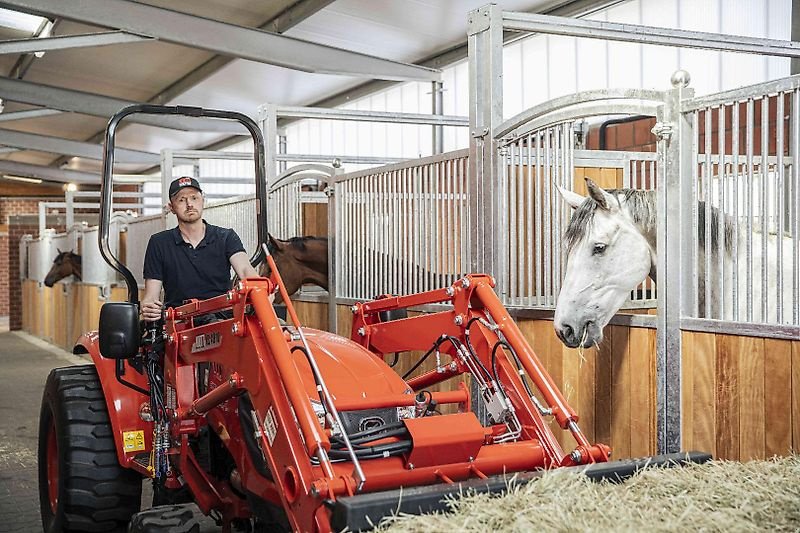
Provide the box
[44,249,82,288]
[553,179,654,348]
[260,234,329,302]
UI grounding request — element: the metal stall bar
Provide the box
[502,12,800,58]
[656,74,694,454]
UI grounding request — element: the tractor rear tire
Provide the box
[127,505,200,533]
[38,365,143,533]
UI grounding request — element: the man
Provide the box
[141,176,259,321]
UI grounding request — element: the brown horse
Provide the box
[44,249,82,287]
[261,234,328,302]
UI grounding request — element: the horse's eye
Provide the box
[592,243,607,255]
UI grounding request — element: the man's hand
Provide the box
[141,299,163,322]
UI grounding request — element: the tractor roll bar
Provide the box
[99,104,269,304]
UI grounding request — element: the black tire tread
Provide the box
[128,505,200,533]
[39,365,142,533]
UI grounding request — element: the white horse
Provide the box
[553,177,796,348]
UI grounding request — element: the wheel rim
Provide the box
[46,418,58,513]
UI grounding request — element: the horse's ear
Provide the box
[57,248,63,254]
[267,233,283,252]
[585,177,614,211]
[555,184,585,210]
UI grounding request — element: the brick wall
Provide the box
[0,225,7,330]
[585,117,657,152]
[1,197,57,330]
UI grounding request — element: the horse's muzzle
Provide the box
[554,320,596,349]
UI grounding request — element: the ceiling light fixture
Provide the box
[64,182,78,192]
[3,174,42,184]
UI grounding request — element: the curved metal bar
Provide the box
[270,163,334,192]
[495,88,666,140]
[497,102,662,147]
[99,104,268,304]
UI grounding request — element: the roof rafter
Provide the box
[0,159,99,183]
[0,30,152,55]
[0,76,247,133]
[0,128,162,164]
[0,0,439,81]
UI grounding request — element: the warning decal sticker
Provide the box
[122,430,146,453]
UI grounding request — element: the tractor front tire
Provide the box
[38,365,142,533]
[128,505,200,533]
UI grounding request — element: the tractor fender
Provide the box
[74,332,152,470]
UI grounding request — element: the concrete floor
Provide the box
[0,332,218,533]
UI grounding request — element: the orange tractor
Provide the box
[38,105,708,532]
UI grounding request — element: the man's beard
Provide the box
[177,210,201,223]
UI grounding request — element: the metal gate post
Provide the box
[468,4,504,290]
[655,71,694,454]
[327,169,341,335]
[468,4,504,425]
[261,104,279,190]
[160,148,174,228]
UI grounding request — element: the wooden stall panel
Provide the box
[302,203,328,237]
[764,339,792,457]
[516,318,656,459]
[682,331,796,461]
[293,300,328,331]
[793,341,800,453]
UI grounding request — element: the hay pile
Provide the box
[377,455,800,532]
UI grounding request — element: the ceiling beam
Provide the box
[294,0,627,115]
[0,108,62,122]
[0,159,99,183]
[0,128,162,164]
[201,0,625,151]
[0,76,247,133]
[0,31,152,55]
[0,0,440,82]
[147,0,336,106]
[56,0,336,170]
[505,12,800,58]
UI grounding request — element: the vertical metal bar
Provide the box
[544,127,552,306]
[432,80,444,155]
[535,131,543,306]
[793,89,800,324]
[507,143,516,304]
[423,163,431,292]
[717,104,726,319]
[468,2,503,288]
[391,170,398,295]
[365,174,371,298]
[732,100,740,321]
[691,110,700,317]
[378,171,385,295]
[746,98,754,322]
[327,174,338,333]
[760,95,769,322]
[526,133,534,308]
[776,93,785,323]
[553,125,562,301]
[403,167,410,295]
[659,78,693,454]
[703,108,712,319]
[518,139,525,305]
[460,156,467,277]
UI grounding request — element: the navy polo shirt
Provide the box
[143,221,246,308]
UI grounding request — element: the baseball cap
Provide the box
[168,176,203,199]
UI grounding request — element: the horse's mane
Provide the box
[54,250,81,264]
[564,189,734,253]
[268,235,328,253]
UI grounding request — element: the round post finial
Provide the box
[670,70,691,88]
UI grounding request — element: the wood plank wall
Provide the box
[22,280,132,352]
[682,330,799,459]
